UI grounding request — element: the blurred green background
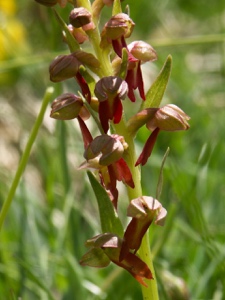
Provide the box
[1,0,225,299]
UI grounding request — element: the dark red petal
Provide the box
[77,116,93,149]
[109,251,153,287]
[99,101,111,133]
[114,158,134,188]
[112,39,123,57]
[107,164,119,209]
[112,36,127,57]
[120,217,152,261]
[76,72,91,103]
[126,69,136,102]
[113,96,123,124]
[135,128,160,166]
[136,61,145,100]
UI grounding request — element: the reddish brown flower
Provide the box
[49,54,80,82]
[120,196,167,261]
[80,233,153,287]
[134,105,190,166]
[101,13,135,57]
[50,93,93,149]
[94,76,128,133]
[49,51,101,103]
[126,41,157,102]
[69,7,95,31]
[79,134,134,208]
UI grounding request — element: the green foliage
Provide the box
[1,0,225,299]
[87,171,124,237]
[141,55,172,110]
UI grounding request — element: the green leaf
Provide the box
[112,0,122,15]
[87,171,124,237]
[141,55,172,110]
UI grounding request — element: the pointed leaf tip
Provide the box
[141,54,172,110]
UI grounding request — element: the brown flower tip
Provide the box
[147,104,190,132]
[69,7,95,31]
[49,54,80,82]
[82,134,126,168]
[128,41,158,62]
[104,13,135,40]
[50,93,83,120]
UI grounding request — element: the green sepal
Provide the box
[52,8,80,53]
[79,247,110,268]
[87,171,124,237]
[119,48,129,80]
[140,55,172,110]
[112,0,122,15]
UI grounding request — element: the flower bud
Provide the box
[103,13,135,40]
[120,196,167,261]
[49,54,80,82]
[69,7,92,29]
[50,93,83,120]
[147,104,190,132]
[34,0,57,7]
[128,41,157,62]
[84,134,125,167]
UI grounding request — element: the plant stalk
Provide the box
[114,120,159,300]
[83,5,159,297]
[0,87,54,231]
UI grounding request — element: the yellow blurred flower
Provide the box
[0,0,28,61]
[0,0,16,16]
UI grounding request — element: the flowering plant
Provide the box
[33,0,190,298]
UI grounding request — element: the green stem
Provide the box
[114,119,159,300]
[0,87,54,231]
[86,28,113,77]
